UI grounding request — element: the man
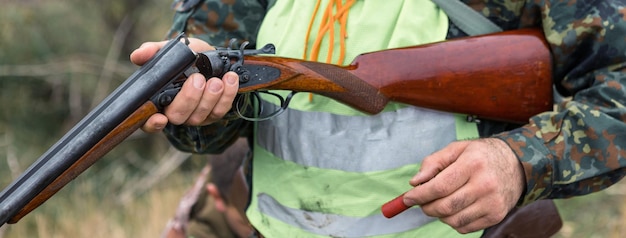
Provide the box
[133,0,626,236]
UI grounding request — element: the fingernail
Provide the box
[224,73,237,85]
[403,198,416,206]
[192,75,205,89]
[208,80,223,93]
[410,173,422,184]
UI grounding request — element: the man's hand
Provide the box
[129,38,240,133]
[403,138,525,234]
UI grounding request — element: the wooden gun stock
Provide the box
[239,28,553,123]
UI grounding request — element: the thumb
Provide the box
[130,41,167,66]
[410,141,470,186]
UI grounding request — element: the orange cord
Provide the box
[302,0,323,60]
[303,0,357,102]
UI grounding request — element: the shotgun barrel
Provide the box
[0,35,197,225]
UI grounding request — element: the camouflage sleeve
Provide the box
[162,0,267,154]
[492,1,626,205]
[166,0,268,47]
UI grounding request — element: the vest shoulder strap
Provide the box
[431,0,502,35]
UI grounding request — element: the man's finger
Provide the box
[165,73,207,125]
[205,71,239,121]
[441,203,507,234]
[130,41,167,66]
[410,141,469,186]
[141,113,169,133]
[187,37,216,52]
[186,77,225,125]
[404,154,472,206]
[419,184,478,218]
[130,38,215,66]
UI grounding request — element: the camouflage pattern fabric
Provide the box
[166,0,269,47]
[164,0,626,207]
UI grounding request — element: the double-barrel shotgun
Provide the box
[0,28,552,226]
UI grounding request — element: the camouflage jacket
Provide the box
[164,0,626,206]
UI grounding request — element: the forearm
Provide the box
[494,0,626,204]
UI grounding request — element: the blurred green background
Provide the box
[0,0,205,237]
[0,0,624,237]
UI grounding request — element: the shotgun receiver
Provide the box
[0,28,552,226]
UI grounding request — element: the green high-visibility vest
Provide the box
[247,0,481,237]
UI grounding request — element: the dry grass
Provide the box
[554,179,626,238]
[0,171,193,238]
